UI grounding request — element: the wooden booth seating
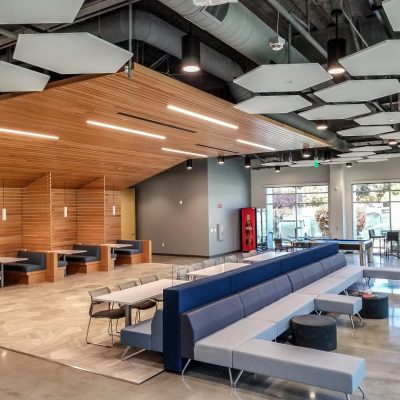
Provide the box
[65,244,101,274]
[115,240,152,265]
[45,252,67,283]
[4,251,47,285]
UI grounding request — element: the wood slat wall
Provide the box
[0,187,23,255]
[51,189,77,250]
[105,189,121,243]
[22,173,52,250]
[77,177,106,244]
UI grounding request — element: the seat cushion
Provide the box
[194,319,277,368]
[248,293,315,335]
[315,294,362,315]
[4,263,44,273]
[363,267,400,280]
[296,276,355,296]
[58,260,68,268]
[65,255,98,263]
[121,319,152,350]
[132,299,156,310]
[72,244,100,259]
[328,266,363,281]
[115,248,142,255]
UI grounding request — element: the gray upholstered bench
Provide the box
[363,267,400,282]
[232,339,366,400]
[315,293,363,329]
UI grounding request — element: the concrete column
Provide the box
[329,165,346,238]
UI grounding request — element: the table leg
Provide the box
[125,305,132,326]
[359,244,365,266]
[1,263,3,288]
[367,245,373,263]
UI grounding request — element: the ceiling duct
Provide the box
[157,0,308,64]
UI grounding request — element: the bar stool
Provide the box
[385,231,400,258]
[368,229,385,256]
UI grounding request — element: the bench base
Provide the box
[115,254,143,265]
[67,261,101,274]
[5,270,46,285]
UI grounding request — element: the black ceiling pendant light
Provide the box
[218,156,225,165]
[244,156,251,169]
[327,12,346,75]
[182,28,201,73]
[316,120,328,130]
[186,159,193,170]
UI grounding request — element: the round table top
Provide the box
[361,293,389,301]
[291,314,336,327]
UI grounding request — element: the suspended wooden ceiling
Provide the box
[0,63,328,189]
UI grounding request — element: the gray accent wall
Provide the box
[136,159,210,256]
[136,157,251,257]
[208,157,251,257]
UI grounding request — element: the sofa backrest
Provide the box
[151,310,164,353]
[17,251,46,267]
[73,244,100,259]
[287,262,326,291]
[180,295,244,359]
[320,253,347,275]
[237,275,292,317]
[117,240,142,251]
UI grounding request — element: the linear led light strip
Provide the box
[87,120,166,140]
[236,139,276,151]
[0,127,59,140]
[162,147,208,158]
[167,105,239,130]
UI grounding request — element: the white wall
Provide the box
[251,158,400,239]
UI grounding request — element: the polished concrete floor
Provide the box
[1,252,400,399]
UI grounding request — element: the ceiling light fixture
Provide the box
[236,139,276,151]
[186,159,193,170]
[0,127,59,140]
[167,105,239,129]
[87,120,166,140]
[327,12,346,75]
[316,120,328,130]
[389,139,398,146]
[275,166,281,173]
[346,162,352,168]
[182,33,201,73]
[245,156,251,169]
[217,156,225,165]
[1,178,6,222]
[162,147,208,158]
[269,0,285,52]
[302,148,311,158]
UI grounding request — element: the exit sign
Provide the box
[313,161,319,168]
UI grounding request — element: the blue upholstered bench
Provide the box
[4,251,46,284]
[115,240,143,265]
[66,244,101,274]
[120,310,163,359]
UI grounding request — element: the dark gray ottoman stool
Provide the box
[291,314,337,351]
[359,293,389,319]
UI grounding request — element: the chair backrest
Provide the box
[225,254,238,263]
[249,250,258,256]
[73,244,100,258]
[387,231,399,241]
[274,238,283,248]
[118,280,138,290]
[202,259,215,268]
[140,275,158,285]
[116,239,142,251]
[88,287,110,316]
[176,266,189,280]
[191,262,204,271]
[17,251,46,267]
[368,229,375,238]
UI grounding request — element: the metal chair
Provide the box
[86,287,125,347]
[274,238,293,253]
[386,231,399,258]
[140,275,163,308]
[118,280,156,322]
[369,229,385,256]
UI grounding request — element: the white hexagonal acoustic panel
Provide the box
[338,152,376,158]
[233,63,332,93]
[350,145,392,152]
[314,79,400,103]
[0,61,49,92]
[14,33,133,75]
[383,0,400,31]
[379,132,400,140]
[0,0,84,24]
[298,104,371,120]
[355,112,400,126]
[234,95,311,114]
[340,40,400,76]
[337,126,394,137]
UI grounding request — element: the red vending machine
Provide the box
[241,207,256,252]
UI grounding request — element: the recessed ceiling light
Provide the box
[167,105,238,130]
[0,127,59,140]
[236,139,276,151]
[87,120,166,140]
[162,147,208,158]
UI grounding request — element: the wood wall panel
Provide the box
[77,177,105,244]
[22,173,52,250]
[105,189,121,243]
[51,189,77,250]
[0,188,23,255]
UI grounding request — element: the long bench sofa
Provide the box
[179,252,365,398]
[66,244,101,274]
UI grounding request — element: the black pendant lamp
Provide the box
[327,13,346,75]
[182,32,201,73]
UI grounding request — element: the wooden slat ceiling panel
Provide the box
[0,64,328,189]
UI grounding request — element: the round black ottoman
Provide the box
[291,314,337,351]
[359,294,389,319]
